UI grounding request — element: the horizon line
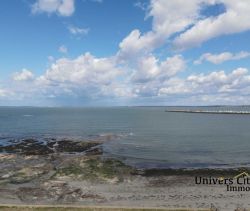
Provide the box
[0,105,250,108]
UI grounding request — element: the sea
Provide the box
[1,106,250,169]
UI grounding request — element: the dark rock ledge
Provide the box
[0,138,102,155]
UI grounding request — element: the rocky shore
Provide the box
[1,138,250,210]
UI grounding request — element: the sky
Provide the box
[0,0,250,106]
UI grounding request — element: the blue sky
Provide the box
[0,0,149,77]
[1,0,250,106]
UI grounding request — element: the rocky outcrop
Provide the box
[0,137,135,204]
[0,139,102,155]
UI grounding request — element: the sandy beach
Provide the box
[1,138,250,211]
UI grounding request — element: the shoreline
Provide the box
[1,137,249,175]
[1,138,250,210]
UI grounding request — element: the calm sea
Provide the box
[1,106,250,169]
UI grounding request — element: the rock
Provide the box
[16,182,83,203]
[81,192,106,202]
[85,147,103,156]
[16,187,50,203]
[51,140,101,153]
[55,157,135,183]
[0,154,16,160]
[0,188,18,200]
[57,188,83,203]
[0,139,102,155]
[9,165,52,184]
[0,139,53,155]
[0,137,136,204]
[1,173,13,179]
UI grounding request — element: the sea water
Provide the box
[1,106,250,169]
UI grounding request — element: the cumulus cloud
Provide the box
[118,0,250,55]
[5,53,185,102]
[31,53,133,99]
[5,0,250,105]
[42,53,120,84]
[174,0,250,50]
[1,53,131,104]
[117,0,213,61]
[58,45,68,53]
[5,61,250,105]
[12,69,35,81]
[129,66,250,104]
[194,51,250,64]
[159,68,250,97]
[126,54,186,98]
[32,0,75,16]
[132,54,186,83]
[68,25,89,36]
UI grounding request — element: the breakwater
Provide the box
[165,109,250,114]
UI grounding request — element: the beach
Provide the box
[1,138,250,211]
[1,107,250,210]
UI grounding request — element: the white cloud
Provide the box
[58,0,74,16]
[5,61,250,105]
[48,56,55,62]
[0,89,8,97]
[129,66,250,104]
[118,0,204,60]
[12,69,34,81]
[58,45,68,53]
[132,54,186,83]
[118,0,250,55]
[32,0,75,16]
[1,53,129,104]
[158,78,192,95]
[194,51,250,64]
[100,83,134,98]
[43,53,120,84]
[159,68,250,97]
[68,25,89,36]
[32,53,130,99]
[174,0,250,50]
[5,0,250,105]
[134,1,148,11]
[129,54,186,98]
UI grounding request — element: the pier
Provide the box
[165,109,250,114]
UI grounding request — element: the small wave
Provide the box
[98,133,122,142]
[23,114,33,117]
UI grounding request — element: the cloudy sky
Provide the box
[1,0,250,106]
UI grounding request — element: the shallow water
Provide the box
[1,106,250,169]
